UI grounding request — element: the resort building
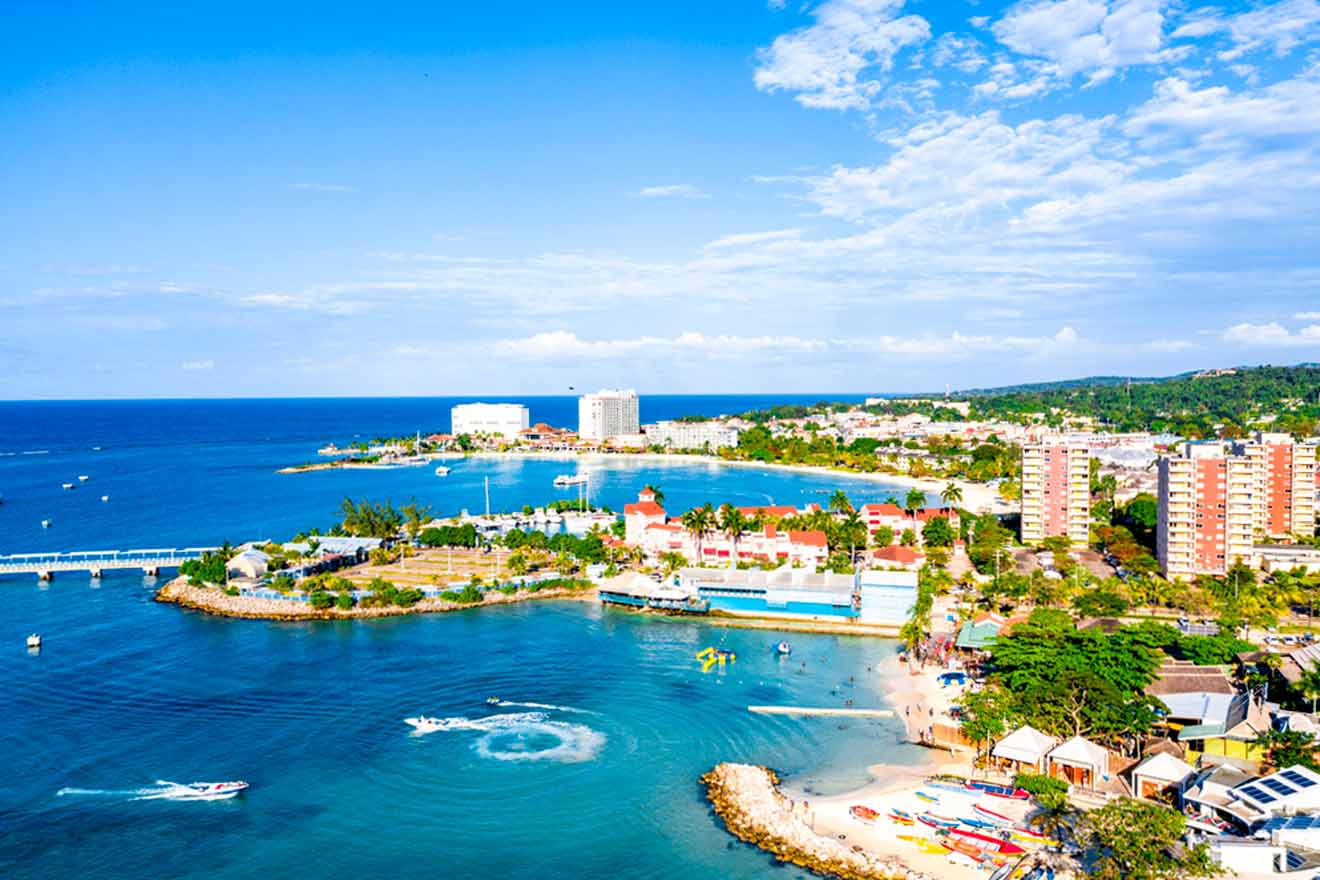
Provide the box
[450,402,530,439]
[622,490,828,567]
[578,389,639,441]
[989,725,1058,776]
[1157,435,1317,578]
[677,567,917,623]
[642,419,741,450]
[858,503,961,545]
[1045,735,1110,790]
[1129,753,1196,802]
[1020,441,1090,546]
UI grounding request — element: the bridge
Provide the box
[0,548,220,580]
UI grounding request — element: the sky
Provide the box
[2,0,1320,399]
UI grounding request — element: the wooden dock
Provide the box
[747,705,895,718]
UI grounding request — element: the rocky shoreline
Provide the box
[154,579,597,621]
[701,763,929,880]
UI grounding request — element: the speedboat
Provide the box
[157,780,249,801]
[775,641,792,655]
[485,697,501,705]
[26,634,41,649]
[434,466,451,476]
[553,474,588,487]
[405,715,447,733]
[62,482,75,490]
[78,475,89,482]
[101,495,110,502]
[41,519,52,528]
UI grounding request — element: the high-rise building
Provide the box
[1020,442,1091,545]
[1156,434,1317,580]
[450,402,529,439]
[578,389,639,441]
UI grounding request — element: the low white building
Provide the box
[643,420,741,450]
[227,549,270,580]
[451,402,530,439]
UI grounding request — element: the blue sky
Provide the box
[3,0,1319,398]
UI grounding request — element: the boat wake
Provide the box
[488,699,597,715]
[407,711,606,763]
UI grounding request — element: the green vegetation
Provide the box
[1077,798,1218,880]
[338,497,404,539]
[358,576,423,608]
[1255,728,1320,772]
[179,546,232,586]
[418,523,480,548]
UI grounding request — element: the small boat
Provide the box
[850,805,880,824]
[966,780,1031,800]
[926,779,974,793]
[914,839,951,855]
[553,474,588,487]
[775,641,792,655]
[485,697,501,705]
[1010,824,1055,845]
[973,803,1016,825]
[434,466,451,476]
[101,495,109,502]
[960,817,1000,830]
[41,519,52,528]
[26,634,41,649]
[914,790,940,803]
[917,813,961,829]
[62,482,75,490]
[158,780,249,801]
[887,808,914,825]
[405,715,447,732]
[949,827,1027,855]
[77,475,89,482]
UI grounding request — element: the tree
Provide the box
[680,503,716,561]
[900,528,918,547]
[1301,668,1320,715]
[940,482,963,510]
[871,525,895,548]
[339,497,404,539]
[904,488,926,530]
[1256,728,1320,772]
[658,551,685,578]
[1077,799,1218,880]
[828,489,853,513]
[922,516,955,548]
[506,551,529,576]
[643,484,665,506]
[400,501,433,541]
[718,504,749,564]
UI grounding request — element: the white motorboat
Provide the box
[405,715,447,733]
[62,482,75,490]
[553,474,589,487]
[41,519,52,528]
[153,780,249,801]
[27,634,41,649]
[78,475,89,482]
[101,495,110,502]
[434,465,451,476]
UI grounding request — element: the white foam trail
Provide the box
[491,700,597,715]
[410,712,606,763]
[57,784,171,799]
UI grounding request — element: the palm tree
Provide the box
[659,551,685,579]
[1300,667,1320,714]
[718,504,749,566]
[680,503,716,563]
[940,482,963,512]
[400,500,433,541]
[904,488,926,533]
[643,484,665,507]
[828,489,853,514]
[840,509,866,568]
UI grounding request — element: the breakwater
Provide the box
[701,763,929,880]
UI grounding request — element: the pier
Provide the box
[747,705,895,718]
[0,548,218,581]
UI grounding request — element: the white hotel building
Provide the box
[642,420,741,450]
[578,389,639,441]
[450,402,530,439]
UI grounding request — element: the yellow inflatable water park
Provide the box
[696,646,736,672]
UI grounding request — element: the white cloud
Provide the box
[180,359,215,371]
[1172,0,1320,61]
[289,182,355,193]
[239,292,370,316]
[1296,311,1320,319]
[1222,321,1320,345]
[989,0,1181,89]
[636,184,710,199]
[753,0,931,110]
[490,330,826,362]
[702,229,803,250]
[1123,71,1320,146]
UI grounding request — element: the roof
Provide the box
[1049,735,1109,770]
[737,505,799,518]
[992,725,1058,764]
[1132,752,1196,784]
[955,617,1002,649]
[1149,659,1237,697]
[788,530,828,548]
[644,522,683,533]
[873,545,924,564]
[1233,766,1320,812]
[624,501,665,516]
[1162,691,1238,726]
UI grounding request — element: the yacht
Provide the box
[404,715,447,733]
[434,465,450,476]
[77,475,89,482]
[62,482,75,490]
[155,780,249,801]
[553,474,589,488]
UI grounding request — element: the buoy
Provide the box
[26,634,41,649]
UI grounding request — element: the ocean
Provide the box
[0,397,926,879]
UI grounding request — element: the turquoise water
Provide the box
[0,398,928,878]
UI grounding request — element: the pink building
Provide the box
[859,503,960,545]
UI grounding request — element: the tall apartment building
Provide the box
[450,402,529,439]
[578,389,639,441]
[1020,442,1091,546]
[1156,434,1316,580]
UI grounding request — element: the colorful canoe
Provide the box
[850,805,880,824]
[949,828,1027,856]
[917,812,961,829]
[973,803,1015,825]
[914,790,940,803]
[887,808,914,826]
[966,780,1031,800]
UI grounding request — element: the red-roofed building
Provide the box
[860,502,960,546]
[622,490,828,567]
[737,504,818,519]
[872,544,926,570]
